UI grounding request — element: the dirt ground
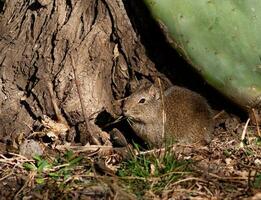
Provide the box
[0,108,260,200]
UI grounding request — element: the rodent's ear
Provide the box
[148,85,160,100]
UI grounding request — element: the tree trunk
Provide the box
[0,0,163,145]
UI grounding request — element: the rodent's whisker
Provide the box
[126,117,134,126]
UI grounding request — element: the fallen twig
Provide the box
[240,118,250,148]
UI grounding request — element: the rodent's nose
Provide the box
[122,108,127,114]
[122,107,129,115]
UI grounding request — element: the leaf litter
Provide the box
[0,110,260,199]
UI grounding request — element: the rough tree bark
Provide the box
[0,0,164,145]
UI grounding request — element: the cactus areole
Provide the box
[144,0,261,111]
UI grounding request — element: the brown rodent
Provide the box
[123,84,214,147]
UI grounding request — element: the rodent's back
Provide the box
[164,86,213,144]
[123,85,213,147]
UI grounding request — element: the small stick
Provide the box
[47,81,67,125]
[208,172,250,181]
[157,78,166,143]
[213,110,225,120]
[251,108,261,137]
[240,118,250,148]
[14,171,36,199]
[171,177,208,186]
[138,143,197,156]
[103,116,124,128]
[56,144,113,151]
[70,54,100,145]
[0,171,14,181]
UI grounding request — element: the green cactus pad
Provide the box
[144,0,261,110]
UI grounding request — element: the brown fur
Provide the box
[123,85,214,147]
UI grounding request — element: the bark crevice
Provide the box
[0,0,163,145]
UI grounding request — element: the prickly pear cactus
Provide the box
[144,0,261,111]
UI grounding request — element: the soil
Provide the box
[0,109,260,199]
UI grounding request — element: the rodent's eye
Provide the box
[138,98,146,104]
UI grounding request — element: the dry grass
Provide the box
[0,112,260,199]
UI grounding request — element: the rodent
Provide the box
[122,84,214,147]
